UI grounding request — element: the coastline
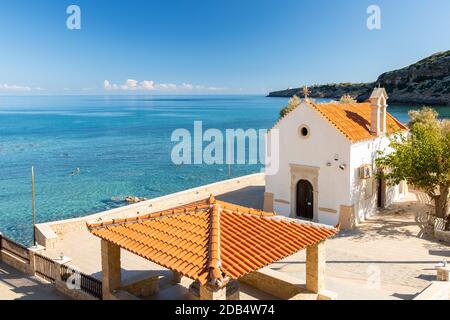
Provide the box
[267,94,450,107]
[267,50,450,106]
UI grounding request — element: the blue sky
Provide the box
[1,0,450,95]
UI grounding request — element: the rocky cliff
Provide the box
[268,50,450,105]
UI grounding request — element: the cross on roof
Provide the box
[303,86,310,100]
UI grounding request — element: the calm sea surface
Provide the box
[1,95,449,244]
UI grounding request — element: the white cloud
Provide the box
[0,83,32,91]
[182,83,194,90]
[158,83,177,90]
[206,86,223,91]
[121,79,138,90]
[103,79,225,92]
[103,80,111,90]
[141,80,155,90]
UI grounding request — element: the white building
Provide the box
[264,87,409,229]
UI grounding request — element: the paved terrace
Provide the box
[0,262,67,300]
[39,175,449,300]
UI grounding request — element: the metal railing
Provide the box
[34,252,57,282]
[60,264,102,299]
[0,234,30,262]
[0,233,102,300]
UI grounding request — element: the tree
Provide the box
[279,95,300,119]
[377,107,450,230]
[339,94,357,104]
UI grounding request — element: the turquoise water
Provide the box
[0,95,449,245]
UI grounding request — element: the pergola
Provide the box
[87,195,338,300]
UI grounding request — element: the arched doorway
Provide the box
[377,174,386,208]
[296,180,314,220]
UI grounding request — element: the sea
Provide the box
[1,95,449,245]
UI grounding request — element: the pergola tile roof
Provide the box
[87,195,338,287]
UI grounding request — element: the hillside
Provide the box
[268,50,450,105]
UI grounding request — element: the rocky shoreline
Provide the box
[268,51,450,106]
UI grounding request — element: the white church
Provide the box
[263,87,409,229]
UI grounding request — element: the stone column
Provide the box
[199,285,227,300]
[101,240,121,299]
[226,280,240,300]
[306,240,326,294]
[436,266,450,282]
[28,245,45,276]
[263,192,274,212]
[54,256,73,296]
[339,205,355,230]
[54,256,72,282]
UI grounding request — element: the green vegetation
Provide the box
[279,95,300,119]
[339,95,357,104]
[416,50,450,65]
[377,107,450,229]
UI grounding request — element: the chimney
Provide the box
[369,87,388,135]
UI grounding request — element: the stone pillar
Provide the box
[28,245,45,276]
[199,285,227,300]
[436,266,450,282]
[226,280,240,300]
[101,240,121,299]
[338,205,355,230]
[172,271,183,284]
[306,240,326,294]
[263,192,274,212]
[54,256,72,283]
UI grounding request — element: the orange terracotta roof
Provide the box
[273,99,407,142]
[310,102,407,142]
[87,195,338,288]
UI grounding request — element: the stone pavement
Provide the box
[42,185,449,300]
[0,262,67,300]
[271,191,449,300]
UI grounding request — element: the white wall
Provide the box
[349,135,404,221]
[266,102,352,226]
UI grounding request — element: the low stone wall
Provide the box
[240,267,322,300]
[54,281,97,300]
[35,173,264,248]
[240,267,337,300]
[122,275,160,298]
[0,238,101,300]
[0,251,31,275]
